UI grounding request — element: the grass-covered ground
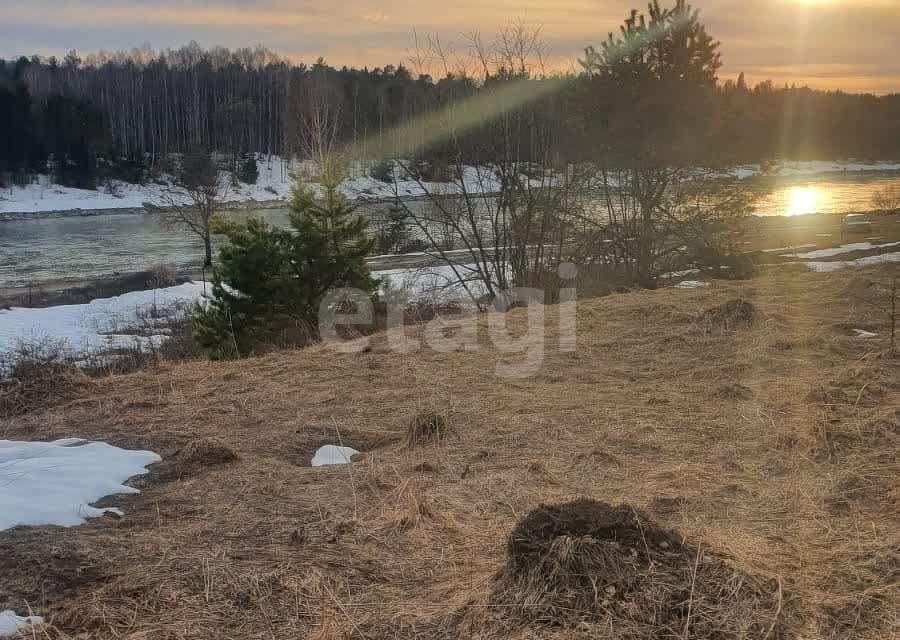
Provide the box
[1,265,897,639]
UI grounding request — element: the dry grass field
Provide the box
[2,265,898,639]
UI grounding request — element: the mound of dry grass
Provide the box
[449,499,787,639]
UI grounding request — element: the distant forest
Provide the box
[1,42,899,188]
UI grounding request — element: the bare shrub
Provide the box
[148,263,178,289]
[0,342,94,418]
[157,313,195,361]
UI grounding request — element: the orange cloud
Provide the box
[5,0,900,94]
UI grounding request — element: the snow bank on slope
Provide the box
[0,282,205,358]
[0,610,43,637]
[0,158,507,214]
[5,158,898,215]
[730,160,900,179]
[0,158,298,214]
[0,438,161,530]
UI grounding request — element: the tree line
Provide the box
[1,32,899,190]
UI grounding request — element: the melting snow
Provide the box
[674,280,710,289]
[782,241,900,259]
[761,244,816,253]
[0,611,43,637]
[0,282,205,360]
[799,251,900,272]
[660,269,700,279]
[851,329,878,338]
[0,438,161,531]
[311,445,360,467]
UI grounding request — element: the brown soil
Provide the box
[1,265,897,639]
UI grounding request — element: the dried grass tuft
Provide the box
[703,298,757,330]
[177,439,238,469]
[407,411,452,447]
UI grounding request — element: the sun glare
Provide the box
[785,186,822,216]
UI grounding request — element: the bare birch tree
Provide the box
[379,23,587,307]
[158,152,229,270]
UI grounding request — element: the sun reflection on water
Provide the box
[785,186,825,216]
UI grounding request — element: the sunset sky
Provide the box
[4,0,899,94]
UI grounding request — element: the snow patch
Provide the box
[798,251,900,272]
[0,610,43,637]
[761,244,816,253]
[311,445,360,467]
[375,263,495,301]
[731,160,900,179]
[0,282,205,359]
[851,329,878,339]
[0,438,161,531]
[660,269,700,279]
[782,241,900,260]
[674,280,710,289]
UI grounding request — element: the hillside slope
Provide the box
[2,267,898,639]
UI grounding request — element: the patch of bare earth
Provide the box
[1,266,897,639]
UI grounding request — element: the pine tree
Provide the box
[192,178,377,358]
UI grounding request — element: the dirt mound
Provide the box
[407,412,451,446]
[703,299,757,330]
[456,499,788,639]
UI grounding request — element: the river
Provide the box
[2,171,899,290]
